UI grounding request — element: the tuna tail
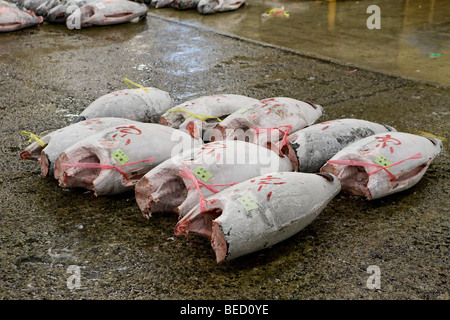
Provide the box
[72,116,86,123]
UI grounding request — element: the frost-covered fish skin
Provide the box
[171,0,199,10]
[149,0,173,8]
[73,87,172,123]
[197,0,245,14]
[320,132,443,200]
[175,171,341,262]
[46,0,97,24]
[215,98,323,146]
[66,0,148,29]
[22,118,145,179]
[35,0,61,19]
[283,119,397,172]
[53,123,202,196]
[0,1,43,32]
[159,94,259,140]
[135,140,294,218]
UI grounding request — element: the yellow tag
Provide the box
[237,193,259,212]
[375,155,392,169]
[21,131,47,148]
[193,166,213,182]
[111,148,130,165]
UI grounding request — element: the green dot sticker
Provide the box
[237,193,259,212]
[375,155,392,169]
[111,148,130,165]
[193,166,213,182]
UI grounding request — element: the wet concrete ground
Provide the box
[155,0,450,87]
[0,4,449,300]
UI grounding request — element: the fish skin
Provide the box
[134,140,294,218]
[20,118,139,177]
[320,132,443,200]
[159,94,259,141]
[149,0,173,8]
[0,1,43,32]
[20,117,137,162]
[53,123,203,196]
[73,87,172,124]
[35,0,61,18]
[284,119,397,173]
[46,0,97,24]
[175,171,341,262]
[171,0,199,10]
[214,97,323,146]
[197,0,245,15]
[160,94,259,129]
[66,0,148,29]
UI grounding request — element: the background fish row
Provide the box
[20,83,443,262]
[0,0,246,32]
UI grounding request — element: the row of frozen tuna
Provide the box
[21,84,443,262]
[148,0,246,15]
[0,0,246,32]
[0,0,148,31]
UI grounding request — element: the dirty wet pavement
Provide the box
[0,1,449,300]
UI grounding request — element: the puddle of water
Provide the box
[151,0,450,87]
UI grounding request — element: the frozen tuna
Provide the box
[214,98,323,147]
[53,123,202,195]
[282,119,397,172]
[73,87,172,123]
[175,171,341,262]
[320,132,443,200]
[46,0,97,24]
[197,0,245,14]
[171,0,199,9]
[135,140,294,218]
[66,0,148,29]
[159,94,259,140]
[149,0,173,8]
[0,1,43,32]
[35,0,61,19]
[21,118,143,179]
[18,0,47,11]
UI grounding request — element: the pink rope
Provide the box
[178,164,237,213]
[254,125,293,149]
[327,153,423,181]
[61,157,154,180]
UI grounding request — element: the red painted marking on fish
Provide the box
[255,176,286,191]
[321,126,329,130]
[196,142,227,155]
[82,119,103,125]
[115,125,142,137]
[267,192,272,201]
[125,139,131,146]
[266,109,272,115]
[375,134,401,154]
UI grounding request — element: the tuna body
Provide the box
[53,123,202,195]
[284,119,397,172]
[135,140,294,218]
[175,171,341,262]
[320,132,443,200]
[73,87,172,123]
[0,1,43,32]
